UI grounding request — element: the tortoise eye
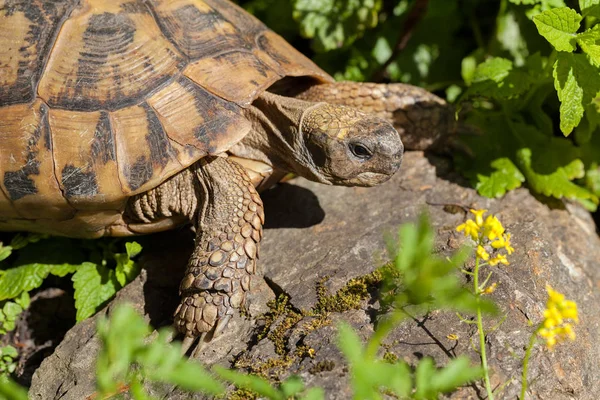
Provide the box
[349,143,372,160]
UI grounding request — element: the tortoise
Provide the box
[0,0,450,355]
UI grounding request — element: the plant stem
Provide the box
[474,256,494,400]
[520,331,538,399]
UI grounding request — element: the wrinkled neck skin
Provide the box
[228,91,331,184]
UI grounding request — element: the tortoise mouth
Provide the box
[340,171,395,187]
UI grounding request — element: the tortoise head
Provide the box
[300,104,403,186]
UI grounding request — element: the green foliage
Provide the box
[0,292,30,335]
[292,0,382,52]
[0,376,28,400]
[0,235,143,322]
[215,367,324,399]
[96,304,224,398]
[384,213,496,315]
[0,346,18,377]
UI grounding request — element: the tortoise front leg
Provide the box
[174,156,264,356]
[297,82,455,151]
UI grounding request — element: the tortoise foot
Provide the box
[174,291,239,355]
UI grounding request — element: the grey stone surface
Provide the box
[30,152,600,399]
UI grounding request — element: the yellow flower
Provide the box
[482,215,505,241]
[489,253,509,266]
[482,282,498,294]
[491,233,514,255]
[457,219,480,241]
[470,209,487,227]
[476,245,490,261]
[538,285,578,350]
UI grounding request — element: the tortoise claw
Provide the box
[190,334,207,358]
[214,314,232,338]
[181,335,197,355]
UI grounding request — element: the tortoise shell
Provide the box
[0,0,332,238]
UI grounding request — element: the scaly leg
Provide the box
[297,82,456,151]
[173,156,264,355]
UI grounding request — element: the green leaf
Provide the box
[471,57,513,83]
[293,0,382,52]
[114,242,142,287]
[0,245,11,263]
[96,304,224,397]
[0,346,17,359]
[337,322,364,365]
[516,148,598,207]
[0,262,79,301]
[496,10,529,65]
[414,357,435,399]
[14,292,29,309]
[0,376,28,400]
[475,158,526,198]
[301,387,325,400]
[215,366,282,400]
[429,356,483,394]
[280,376,305,397]
[509,0,540,4]
[533,7,581,51]
[72,263,120,322]
[553,52,600,135]
[580,0,600,17]
[576,25,600,67]
[2,302,22,319]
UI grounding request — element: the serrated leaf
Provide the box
[533,7,581,51]
[0,346,17,359]
[0,262,79,301]
[553,52,600,135]
[14,292,30,309]
[471,57,513,83]
[516,148,599,207]
[2,302,22,319]
[293,0,382,52]
[72,263,119,322]
[475,158,525,198]
[0,246,11,263]
[580,0,600,17]
[576,25,600,67]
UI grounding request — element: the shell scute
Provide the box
[37,0,185,111]
[148,0,251,60]
[147,77,251,166]
[48,108,124,208]
[0,0,77,106]
[0,100,72,219]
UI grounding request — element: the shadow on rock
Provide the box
[13,288,76,387]
[261,183,325,229]
[137,228,194,330]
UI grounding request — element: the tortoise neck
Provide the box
[236,92,329,183]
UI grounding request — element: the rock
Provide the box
[29,152,600,399]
